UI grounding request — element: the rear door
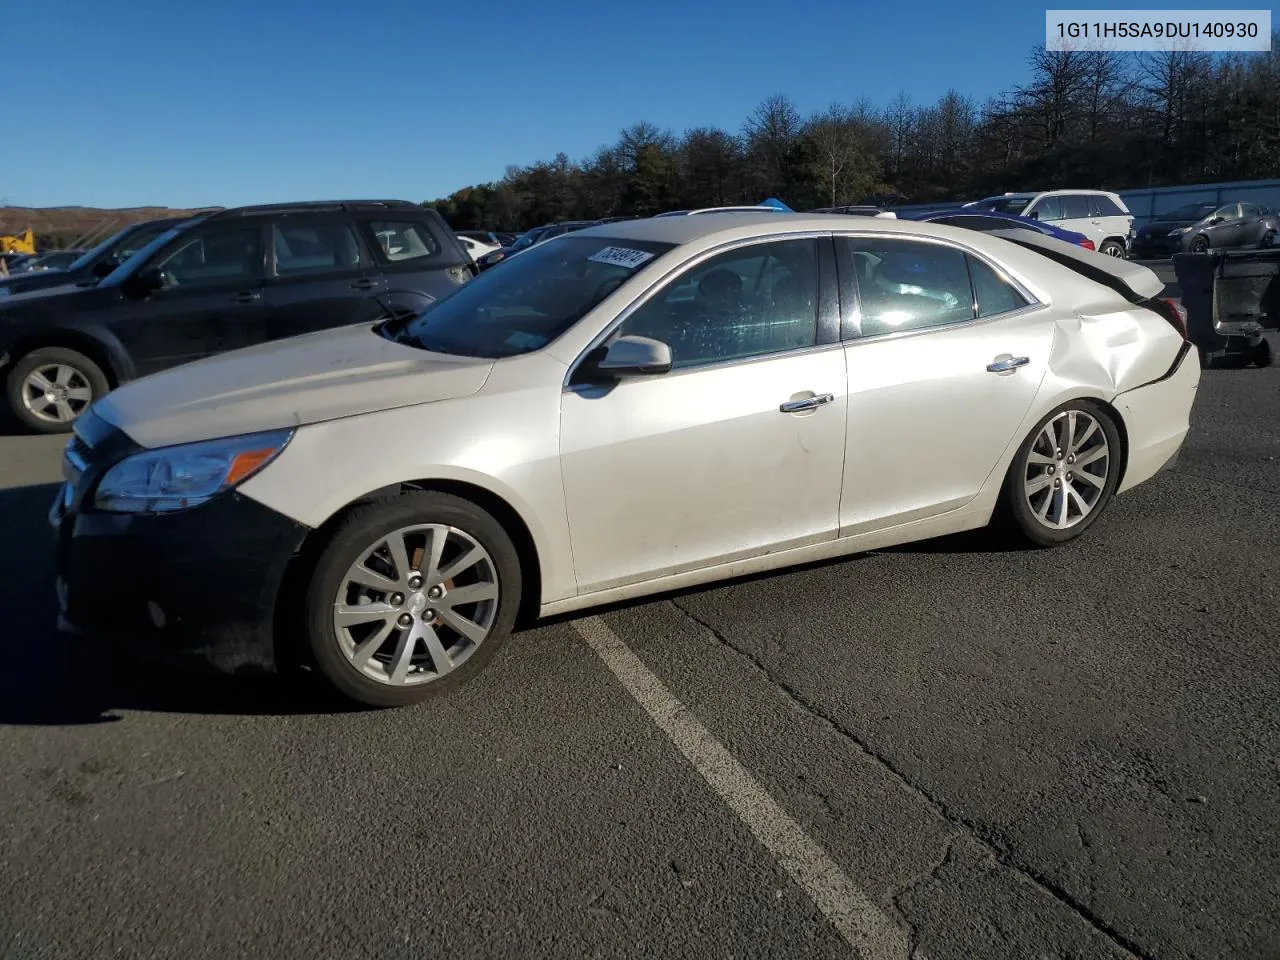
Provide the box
[108,222,268,375]
[357,213,473,317]
[1057,194,1100,245]
[1088,193,1132,246]
[262,215,387,341]
[833,234,1055,533]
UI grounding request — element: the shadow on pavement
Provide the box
[0,482,353,726]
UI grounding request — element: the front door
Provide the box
[109,222,268,375]
[835,235,1055,533]
[263,217,388,341]
[559,236,848,595]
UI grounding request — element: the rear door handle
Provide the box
[780,393,834,413]
[351,278,385,291]
[987,355,1030,373]
[230,291,261,304]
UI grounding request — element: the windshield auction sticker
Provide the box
[1046,9,1271,50]
[588,246,657,269]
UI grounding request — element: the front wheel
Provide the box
[997,401,1123,547]
[1254,338,1274,368]
[5,347,108,434]
[1260,230,1276,249]
[304,492,523,708]
[1191,235,1210,253]
[1099,240,1126,258]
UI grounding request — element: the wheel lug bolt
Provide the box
[1047,466,1055,474]
[390,593,404,606]
[397,613,412,626]
[427,586,443,599]
[1067,455,1075,464]
[1066,473,1073,481]
[1053,478,1061,487]
[423,609,437,621]
[407,575,423,589]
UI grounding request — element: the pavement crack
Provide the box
[668,598,1156,960]
[892,833,960,959]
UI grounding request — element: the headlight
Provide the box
[1168,227,1191,236]
[93,429,293,513]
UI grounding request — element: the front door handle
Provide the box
[987,355,1030,373]
[780,393,834,413]
[230,291,261,304]
[351,278,385,291]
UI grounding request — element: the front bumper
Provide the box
[1129,234,1184,258]
[49,419,310,674]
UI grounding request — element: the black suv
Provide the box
[0,200,475,433]
[0,217,191,297]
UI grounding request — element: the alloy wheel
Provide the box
[1022,410,1110,530]
[20,364,94,424]
[332,524,500,686]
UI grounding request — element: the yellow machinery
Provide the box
[0,228,37,255]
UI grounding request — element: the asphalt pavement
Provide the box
[1,335,1277,960]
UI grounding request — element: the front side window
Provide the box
[369,220,441,262]
[392,235,675,359]
[1060,195,1092,220]
[151,226,263,288]
[616,238,819,370]
[1213,204,1239,222]
[272,221,363,276]
[1028,196,1064,221]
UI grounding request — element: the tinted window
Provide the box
[1213,204,1239,221]
[618,239,818,370]
[272,221,363,276]
[969,256,1030,317]
[972,196,1034,215]
[845,238,975,336]
[370,220,441,262]
[1163,203,1217,221]
[1028,196,1064,221]
[1060,195,1092,219]
[1090,194,1125,217]
[153,226,263,288]
[1240,203,1261,218]
[393,235,675,359]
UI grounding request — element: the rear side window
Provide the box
[369,220,442,263]
[843,238,974,336]
[1090,194,1126,217]
[272,220,364,276]
[1060,195,1092,219]
[969,256,1030,317]
[1240,203,1261,217]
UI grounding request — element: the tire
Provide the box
[1099,240,1126,258]
[997,400,1124,548]
[304,491,523,708]
[1261,230,1276,249]
[1254,338,1275,368]
[1191,235,1210,253]
[4,347,109,434]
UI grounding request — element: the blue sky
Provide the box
[5,0,1243,208]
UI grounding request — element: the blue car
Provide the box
[901,208,1096,251]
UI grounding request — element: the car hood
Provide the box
[0,278,96,304]
[1140,219,1198,234]
[94,323,496,449]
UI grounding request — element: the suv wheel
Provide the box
[1099,240,1126,258]
[5,347,108,434]
[304,492,523,707]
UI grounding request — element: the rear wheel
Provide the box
[998,401,1123,547]
[1254,338,1274,368]
[5,347,108,434]
[304,492,522,708]
[1261,230,1276,249]
[1099,239,1126,258]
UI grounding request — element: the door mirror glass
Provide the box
[1208,217,1224,226]
[89,259,117,279]
[1027,210,1040,220]
[594,335,673,377]
[123,267,165,298]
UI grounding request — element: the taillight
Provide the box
[1080,238,1096,251]
[1146,297,1188,339]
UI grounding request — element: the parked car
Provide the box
[50,211,1198,707]
[1128,202,1280,259]
[455,234,501,261]
[902,208,1096,250]
[0,253,33,274]
[475,220,599,270]
[15,250,88,273]
[964,190,1133,257]
[458,229,517,248]
[0,217,189,297]
[0,200,474,433]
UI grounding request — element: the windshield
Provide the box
[508,228,548,252]
[1160,203,1217,221]
[67,219,178,273]
[970,196,1032,215]
[388,235,676,359]
[98,220,203,285]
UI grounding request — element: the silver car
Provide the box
[52,212,1200,707]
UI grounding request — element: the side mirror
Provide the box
[89,260,116,279]
[1208,217,1224,226]
[122,267,164,298]
[584,335,672,380]
[1027,211,1040,220]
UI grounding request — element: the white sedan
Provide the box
[52,212,1200,706]
[455,234,501,261]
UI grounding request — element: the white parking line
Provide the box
[572,616,912,960]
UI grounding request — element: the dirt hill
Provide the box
[0,206,220,251]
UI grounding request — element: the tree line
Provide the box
[426,39,1280,231]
